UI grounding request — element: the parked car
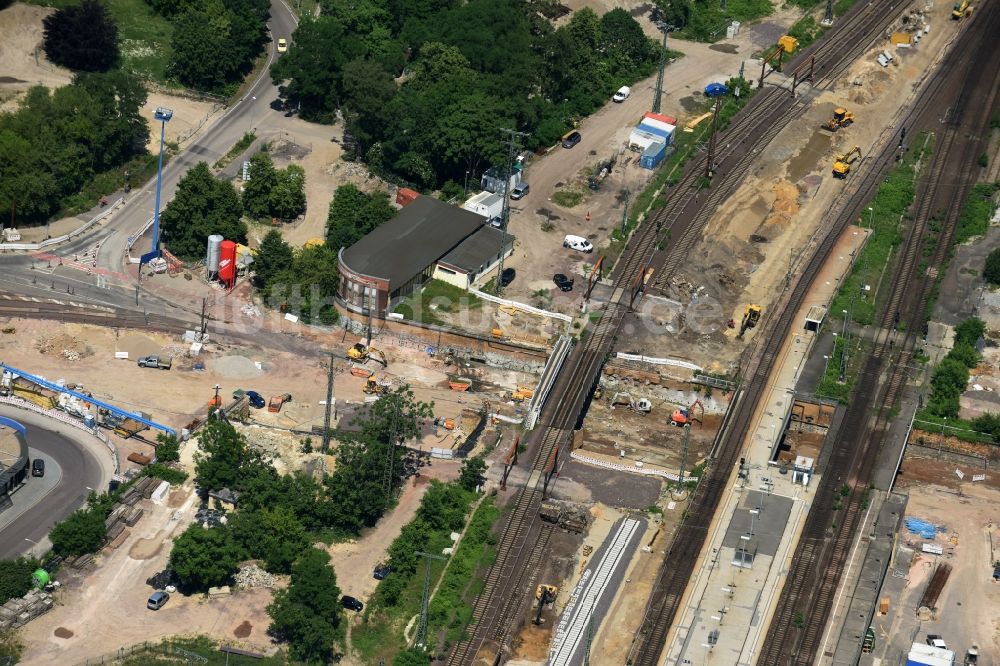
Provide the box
[500,268,516,288]
[31,458,45,477]
[563,235,594,253]
[373,563,392,580]
[277,38,288,52]
[137,355,171,370]
[341,595,364,612]
[147,590,170,610]
[553,274,574,292]
[613,86,631,102]
[510,182,530,199]
[561,131,582,149]
[926,635,947,650]
[245,391,266,409]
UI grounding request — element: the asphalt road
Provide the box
[1,0,299,289]
[0,409,107,560]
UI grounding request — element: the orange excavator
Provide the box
[671,399,704,427]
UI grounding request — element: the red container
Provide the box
[219,240,237,287]
[396,188,419,207]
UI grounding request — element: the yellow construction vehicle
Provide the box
[952,0,969,19]
[505,385,535,402]
[832,146,862,178]
[347,343,387,367]
[738,304,762,338]
[364,376,390,395]
[535,584,559,601]
[822,107,855,132]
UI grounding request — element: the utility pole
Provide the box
[321,353,335,452]
[365,287,373,349]
[652,27,670,114]
[705,96,723,179]
[382,397,402,500]
[676,425,690,493]
[822,0,834,25]
[199,297,208,339]
[620,189,630,238]
[494,127,528,295]
[414,551,447,647]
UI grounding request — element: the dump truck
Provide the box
[137,355,171,370]
[268,393,292,413]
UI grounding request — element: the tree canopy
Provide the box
[325,184,396,251]
[272,1,661,187]
[985,247,1000,286]
[267,548,342,662]
[153,0,270,92]
[169,524,244,591]
[43,0,120,73]
[0,72,148,224]
[159,162,247,261]
[242,152,306,221]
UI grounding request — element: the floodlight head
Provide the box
[154,107,174,122]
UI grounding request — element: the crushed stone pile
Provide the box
[235,564,276,589]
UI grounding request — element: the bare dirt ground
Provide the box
[624,0,964,375]
[882,477,1000,660]
[20,480,279,664]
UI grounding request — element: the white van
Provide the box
[613,86,631,103]
[563,235,594,253]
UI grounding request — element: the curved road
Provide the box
[0,408,111,560]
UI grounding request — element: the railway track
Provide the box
[447,1,918,663]
[758,3,1000,663]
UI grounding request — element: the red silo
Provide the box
[219,240,237,287]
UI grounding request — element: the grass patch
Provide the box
[27,0,174,82]
[58,151,163,219]
[552,189,586,208]
[672,0,774,42]
[954,182,1000,245]
[118,636,285,665]
[393,279,482,326]
[911,414,994,445]
[787,15,826,49]
[427,496,501,650]
[214,131,258,170]
[828,132,933,327]
[815,335,856,403]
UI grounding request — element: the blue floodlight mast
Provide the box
[140,107,173,265]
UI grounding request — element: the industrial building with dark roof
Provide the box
[337,195,514,315]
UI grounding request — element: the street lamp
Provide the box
[141,107,173,266]
[866,206,874,229]
[748,507,759,538]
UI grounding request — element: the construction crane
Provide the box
[346,343,387,367]
[821,107,855,132]
[738,304,762,338]
[609,392,652,414]
[832,146,862,178]
[671,398,704,427]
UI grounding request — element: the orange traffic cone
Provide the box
[586,211,591,221]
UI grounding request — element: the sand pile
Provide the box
[211,355,263,378]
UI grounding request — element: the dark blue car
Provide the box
[246,391,265,409]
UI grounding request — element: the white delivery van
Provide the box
[563,235,594,253]
[613,86,631,103]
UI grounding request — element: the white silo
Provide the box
[206,235,223,273]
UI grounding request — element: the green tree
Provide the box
[267,547,341,662]
[50,507,106,556]
[954,316,986,347]
[271,164,306,220]
[194,419,253,493]
[265,243,340,325]
[0,557,40,605]
[231,506,310,574]
[242,151,279,218]
[253,229,294,290]
[459,454,487,492]
[972,412,1000,443]
[986,248,1000,286]
[341,58,398,153]
[155,433,181,463]
[394,648,432,666]
[325,184,396,250]
[169,524,244,591]
[43,0,120,72]
[160,162,246,261]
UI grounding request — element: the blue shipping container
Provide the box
[640,141,666,169]
[638,121,674,145]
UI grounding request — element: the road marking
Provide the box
[51,300,64,306]
[30,297,40,303]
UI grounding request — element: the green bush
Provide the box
[0,557,40,605]
[986,248,1000,286]
[954,182,999,244]
[142,463,188,485]
[50,505,107,557]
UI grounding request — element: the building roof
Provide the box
[439,225,515,273]
[340,196,486,287]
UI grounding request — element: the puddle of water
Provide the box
[710,44,739,54]
[787,131,832,182]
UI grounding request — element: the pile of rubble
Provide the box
[241,304,261,318]
[0,589,54,630]
[234,564,277,590]
[35,333,91,359]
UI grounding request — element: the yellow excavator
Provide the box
[347,343,387,367]
[832,146,862,179]
[952,0,970,19]
[364,376,390,395]
[738,304,762,338]
[822,107,855,132]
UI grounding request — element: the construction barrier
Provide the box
[469,288,573,323]
[569,450,698,483]
[613,351,703,372]
[0,198,124,252]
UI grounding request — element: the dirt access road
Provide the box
[500,5,804,309]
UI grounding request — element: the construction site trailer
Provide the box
[804,305,827,332]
